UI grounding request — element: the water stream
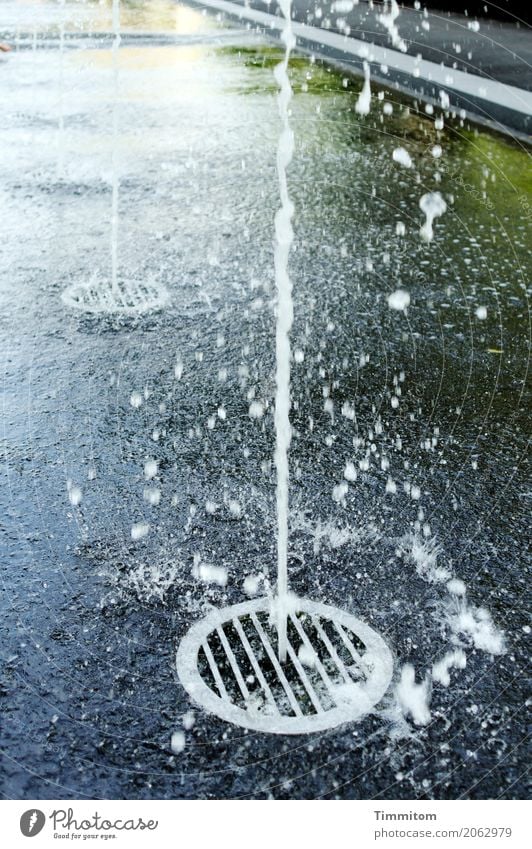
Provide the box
[57,0,66,175]
[110,0,121,302]
[273,0,296,663]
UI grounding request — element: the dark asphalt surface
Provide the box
[0,1,530,800]
[239,0,532,90]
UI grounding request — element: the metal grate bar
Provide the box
[311,615,351,684]
[232,617,280,715]
[289,614,339,702]
[216,625,250,702]
[202,639,229,701]
[333,621,370,677]
[285,638,325,715]
[250,612,303,717]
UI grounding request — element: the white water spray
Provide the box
[57,0,66,175]
[61,0,168,314]
[111,0,122,301]
[273,0,296,663]
[378,0,407,53]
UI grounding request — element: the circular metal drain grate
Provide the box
[176,597,393,734]
[61,279,169,315]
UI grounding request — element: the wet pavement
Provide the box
[192,0,532,137]
[0,0,530,799]
[236,0,532,90]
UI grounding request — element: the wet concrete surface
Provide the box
[0,1,530,799]
[192,0,532,137]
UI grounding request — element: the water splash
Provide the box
[392,146,412,168]
[419,191,447,242]
[378,0,407,53]
[355,61,371,116]
[273,0,296,662]
[395,664,431,726]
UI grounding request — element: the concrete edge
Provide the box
[190,0,532,145]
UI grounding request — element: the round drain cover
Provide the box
[61,279,169,315]
[176,597,393,734]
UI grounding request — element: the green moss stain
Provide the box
[216,46,356,95]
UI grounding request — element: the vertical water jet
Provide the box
[273,0,295,664]
[110,0,122,303]
[57,0,66,175]
[176,1,393,730]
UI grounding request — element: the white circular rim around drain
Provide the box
[176,597,394,735]
[61,279,170,315]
